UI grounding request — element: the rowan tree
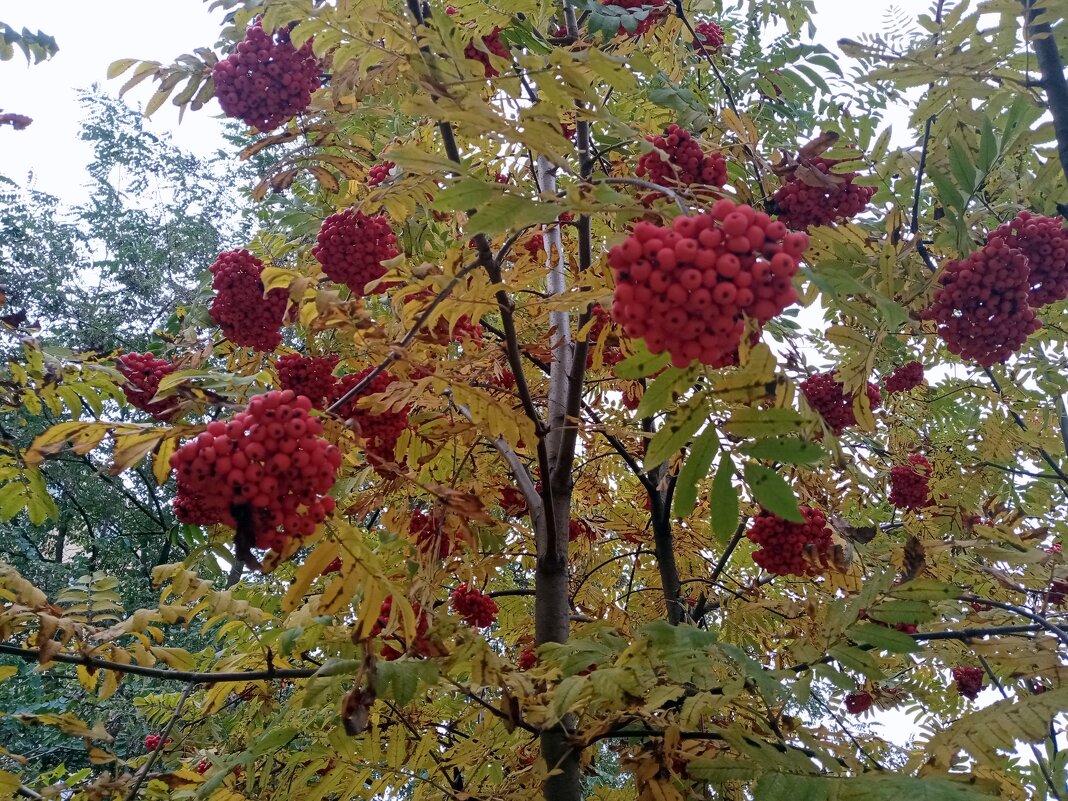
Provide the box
[2,2,1068,801]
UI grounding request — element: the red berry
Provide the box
[885,360,924,393]
[746,507,833,577]
[450,583,499,627]
[952,665,985,699]
[636,124,727,191]
[276,353,338,409]
[771,155,876,230]
[371,596,433,660]
[921,238,1041,366]
[196,758,210,774]
[117,352,179,421]
[171,390,340,551]
[602,0,669,36]
[608,200,805,369]
[329,369,409,473]
[518,648,537,670]
[692,21,725,51]
[987,211,1068,306]
[800,371,881,436]
[409,508,465,559]
[844,692,872,714]
[568,519,596,543]
[212,21,321,132]
[313,210,399,295]
[367,160,396,187]
[208,250,288,351]
[889,454,932,511]
[321,557,342,575]
[463,27,510,77]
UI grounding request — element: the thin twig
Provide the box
[126,682,195,801]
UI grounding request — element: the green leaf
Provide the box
[948,137,977,196]
[867,599,935,626]
[723,407,805,437]
[387,144,460,175]
[710,455,739,543]
[978,115,997,173]
[644,392,708,470]
[375,660,440,706]
[754,772,1000,801]
[927,166,964,213]
[846,622,921,654]
[673,427,720,518]
[613,344,671,379]
[889,579,958,600]
[468,194,562,237]
[744,463,802,522]
[432,179,501,213]
[740,437,823,465]
[636,364,698,418]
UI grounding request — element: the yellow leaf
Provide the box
[0,769,20,796]
[281,541,340,613]
[110,431,163,475]
[76,664,100,693]
[154,436,177,486]
[0,666,17,682]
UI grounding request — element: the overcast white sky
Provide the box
[0,0,931,202]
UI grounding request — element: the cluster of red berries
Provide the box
[692,21,725,52]
[605,0,668,36]
[522,233,545,260]
[450,583,499,627]
[367,161,395,187]
[569,519,596,543]
[585,304,625,367]
[608,199,808,368]
[885,360,924,394]
[371,596,432,661]
[636,125,727,189]
[276,353,338,409]
[212,21,321,132]
[844,692,872,715]
[922,238,1041,366]
[144,735,172,751]
[518,648,538,670]
[466,28,510,77]
[889,454,932,511]
[499,486,527,517]
[195,758,210,774]
[313,210,399,295]
[988,211,1068,307]
[746,507,833,576]
[171,390,341,551]
[209,250,288,352]
[331,369,409,469]
[405,288,483,345]
[952,665,985,699]
[771,157,876,230]
[117,352,179,421]
[800,371,881,436]
[409,508,464,559]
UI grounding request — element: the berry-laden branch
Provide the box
[670,0,769,201]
